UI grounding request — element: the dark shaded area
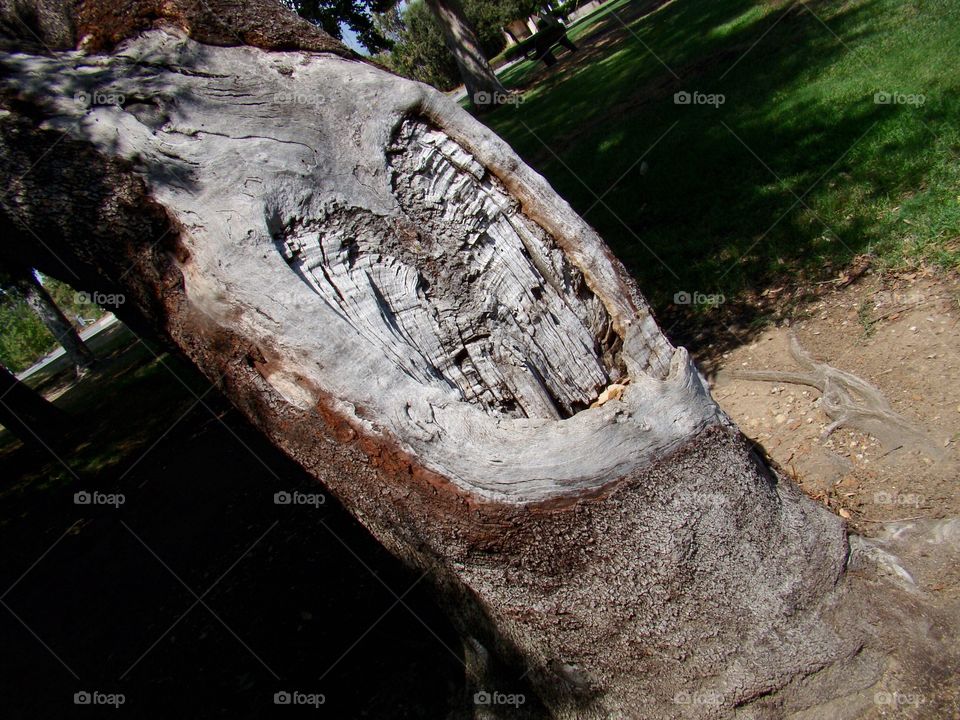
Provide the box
[0,362,70,451]
[0,325,465,719]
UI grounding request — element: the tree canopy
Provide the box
[287,0,541,95]
[286,0,396,53]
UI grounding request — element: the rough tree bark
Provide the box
[0,1,954,717]
[12,267,96,375]
[424,0,508,109]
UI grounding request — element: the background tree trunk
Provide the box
[424,0,507,109]
[14,269,95,375]
[0,1,950,717]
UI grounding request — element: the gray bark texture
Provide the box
[1,1,954,717]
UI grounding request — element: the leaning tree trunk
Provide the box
[0,1,951,717]
[424,0,507,109]
[13,267,95,375]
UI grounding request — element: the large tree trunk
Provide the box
[14,268,95,375]
[0,1,952,717]
[424,0,507,109]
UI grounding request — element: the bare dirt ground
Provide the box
[703,271,958,523]
[699,269,960,596]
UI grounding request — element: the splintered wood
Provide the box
[278,119,622,420]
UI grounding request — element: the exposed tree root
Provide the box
[728,334,942,457]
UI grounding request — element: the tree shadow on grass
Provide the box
[484,0,957,356]
[0,325,466,719]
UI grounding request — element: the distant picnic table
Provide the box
[513,16,578,67]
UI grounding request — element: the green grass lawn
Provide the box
[483,0,960,312]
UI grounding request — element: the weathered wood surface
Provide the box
[2,32,719,503]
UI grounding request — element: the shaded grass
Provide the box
[482,0,960,315]
[0,327,209,509]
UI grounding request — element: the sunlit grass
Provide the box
[482,0,960,309]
